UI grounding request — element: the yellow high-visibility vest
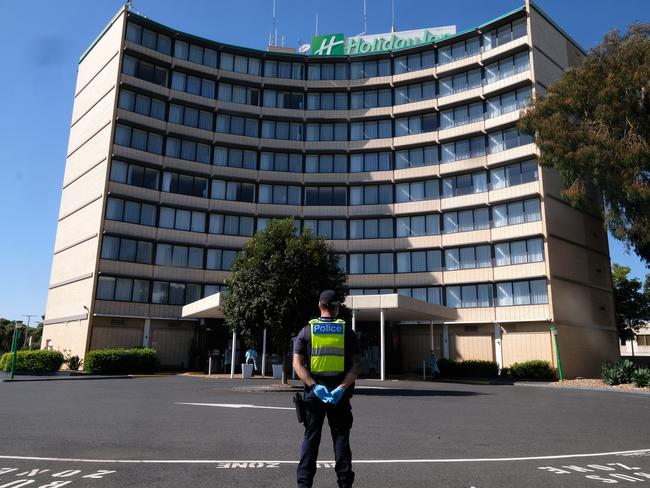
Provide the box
[310,319,346,375]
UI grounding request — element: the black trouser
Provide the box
[297,390,354,488]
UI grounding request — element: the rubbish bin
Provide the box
[272,363,283,379]
[241,363,254,379]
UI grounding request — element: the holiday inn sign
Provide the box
[310,26,456,56]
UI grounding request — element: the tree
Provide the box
[519,24,650,262]
[223,218,347,383]
[611,264,650,346]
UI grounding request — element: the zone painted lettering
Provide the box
[585,475,618,484]
[37,482,72,488]
[538,466,571,474]
[82,470,116,479]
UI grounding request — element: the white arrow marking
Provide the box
[175,402,294,410]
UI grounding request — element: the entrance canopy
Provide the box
[181,292,224,319]
[344,293,456,322]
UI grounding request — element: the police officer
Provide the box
[293,290,362,488]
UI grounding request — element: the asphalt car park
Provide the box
[1,375,648,487]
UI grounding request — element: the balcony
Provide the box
[441,229,491,248]
[440,192,488,211]
[495,303,551,322]
[437,86,482,109]
[490,220,544,242]
[439,155,487,176]
[481,35,529,64]
[443,267,493,285]
[438,120,484,142]
[392,66,437,84]
[392,98,438,117]
[486,143,537,166]
[436,53,482,76]
[493,261,547,282]
[489,181,540,204]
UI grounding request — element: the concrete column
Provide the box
[351,309,356,332]
[142,319,151,348]
[494,323,503,370]
[230,331,237,379]
[430,321,434,350]
[261,328,267,377]
[443,323,449,359]
[380,309,385,381]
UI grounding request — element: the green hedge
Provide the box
[84,348,158,374]
[0,350,64,373]
[437,359,499,378]
[601,359,636,385]
[506,360,555,381]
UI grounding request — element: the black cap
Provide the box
[319,290,339,307]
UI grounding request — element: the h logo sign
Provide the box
[311,33,345,56]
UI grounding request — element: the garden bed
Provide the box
[551,378,650,393]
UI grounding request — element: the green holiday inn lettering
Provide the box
[310,27,456,56]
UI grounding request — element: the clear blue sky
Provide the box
[0,0,647,322]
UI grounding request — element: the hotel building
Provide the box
[43,1,620,377]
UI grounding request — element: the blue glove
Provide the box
[330,386,346,405]
[312,384,332,403]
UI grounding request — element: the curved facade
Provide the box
[44,2,619,377]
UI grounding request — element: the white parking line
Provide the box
[1,449,648,465]
[175,402,294,410]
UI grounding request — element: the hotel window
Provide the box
[307,92,348,110]
[496,279,548,306]
[122,55,169,87]
[218,83,260,106]
[444,245,491,270]
[161,171,208,198]
[168,103,213,130]
[105,197,156,227]
[440,101,483,129]
[442,171,488,197]
[260,120,303,141]
[494,238,544,266]
[152,281,202,305]
[395,146,438,169]
[350,120,392,140]
[216,114,259,137]
[125,22,171,55]
[173,40,217,68]
[304,187,347,206]
[350,89,392,109]
[159,207,206,232]
[350,184,392,205]
[484,51,530,84]
[349,253,394,274]
[443,207,489,234]
[308,63,348,80]
[155,243,204,269]
[394,50,435,74]
[305,154,347,173]
[350,59,391,79]
[208,214,254,237]
[396,214,440,237]
[257,218,301,236]
[204,284,226,297]
[109,161,159,190]
[396,179,439,203]
[206,249,238,271]
[305,123,347,142]
[263,60,304,79]
[438,68,482,97]
[214,147,257,170]
[438,36,480,65]
[258,184,301,205]
[350,218,393,239]
[490,160,538,190]
[394,81,436,105]
[219,52,261,76]
[488,127,534,153]
[483,17,527,51]
[165,137,211,164]
[260,152,302,172]
[441,136,486,163]
[395,114,437,136]
[101,236,153,264]
[486,86,532,118]
[446,284,493,308]
[350,152,392,172]
[396,250,442,273]
[263,89,304,109]
[114,124,163,155]
[492,198,541,227]
[397,287,443,305]
[118,89,166,120]
[303,220,347,240]
[96,276,150,303]
[170,71,215,98]
[211,179,255,203]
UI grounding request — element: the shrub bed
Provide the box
[631,368,650,388]
[601,359,636,385]
[0,350,64,373]
[437,359,499,378]
[507,360,555,381]
[84,348,158,375]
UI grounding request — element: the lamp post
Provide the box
[10,321,25,380]
[550,325,564,382]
